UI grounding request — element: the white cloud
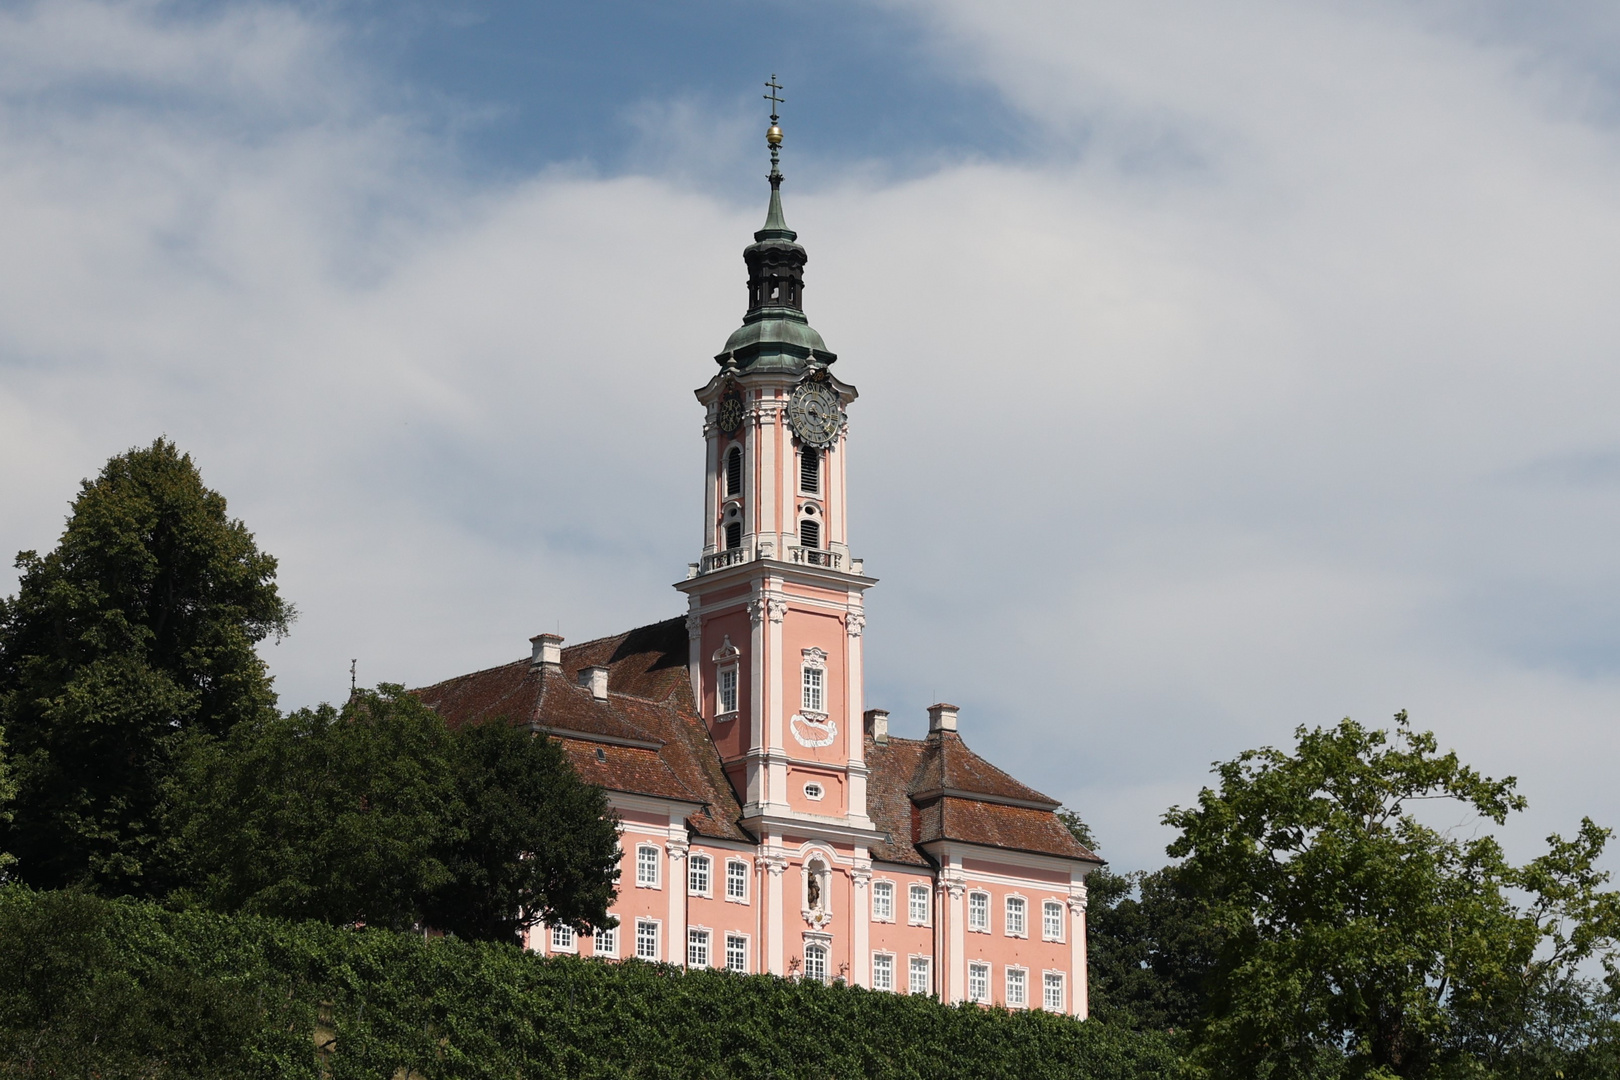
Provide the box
[3,0,1619,872]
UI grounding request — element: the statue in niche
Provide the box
[807,871,822,911]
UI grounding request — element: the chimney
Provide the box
[864,709,889,745]
[529,633,563,671]
[579,665,610,701]
[927,702,959,734]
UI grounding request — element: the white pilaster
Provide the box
[667,835,689,966]
[851,861,872,987]
[1070,883,1090,1019]
[945,868,967,1004]
[764,850,788,975]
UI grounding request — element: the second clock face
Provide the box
[787,381,844,448]
[717,392,744,434]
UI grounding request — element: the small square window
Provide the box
[1043,972,1065,1012]
[908,956,932,996]
[1006,968,1027,1008]
[968,962,990,1004]
[726,859,749,902]
[688,929,710,968]
[636,845,660,888]
[1005,896,1027,937]
[551,924,575,952]
[872,881,894,921]
[908,884,930,925]
[872,952,894,991]
[968,891,989,932]
[635,919,659,961]
[1043,900,1065,941]
[689,854,711,896]
[725,934,748,972]
[593,924,617,956]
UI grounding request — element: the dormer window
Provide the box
[725,445,743,497]
[799,447,819,493]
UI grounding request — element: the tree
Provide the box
[424,717,622,945]
[1164,712,1620,1080]
[168,686,621,941]
[0,439,292,894]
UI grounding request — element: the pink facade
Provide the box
[419,117,1102,1015]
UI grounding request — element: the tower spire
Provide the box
[760,75,793,241]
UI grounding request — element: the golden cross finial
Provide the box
[764,75,785,122]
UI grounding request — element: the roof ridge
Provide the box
[414,656,529,694]
[559,614,685,655]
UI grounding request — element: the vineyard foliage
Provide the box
[0,887,1181,1079]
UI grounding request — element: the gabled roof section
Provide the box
[414,616,750,843]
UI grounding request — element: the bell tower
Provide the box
[676,84,877,844]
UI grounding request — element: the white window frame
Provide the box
[725,933,749,972]
[1005,966,1028,1008]
[968,890,990,933]
[871,951,895,992]
[1043,899,1065,942]
[635,844,660,889]
[592,924,617,957]
[804,943,829,984]
[635,918,660,961]
[801,664,824,714]
[802,781,825,801]
[688,853,712,897]
[725,858,750,903]
[687,927,711,968]
[908,955,933,996]
[908,883,931,926]
[1005,894,1028,938]
[550,924,576,953]
[1043,971,1065,1012]
[871,880,895,922]
[717,663,739,716]
[968,961,990,1004]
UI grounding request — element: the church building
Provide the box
[417,96,1103,1016]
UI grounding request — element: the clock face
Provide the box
[717,391,744,434]
[787,381,845,448]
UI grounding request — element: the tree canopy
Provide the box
[0,439,292,894]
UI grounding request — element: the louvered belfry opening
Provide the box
[725,446,743,497]
[799,447,819,493]
[725,521,742,550]
[799,517,820,549]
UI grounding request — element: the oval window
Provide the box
[803,782,825,801]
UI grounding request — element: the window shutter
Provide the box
[725,521,742,550]
[799,518,820,549]
[800,448,819,493]
[726,447,743,497]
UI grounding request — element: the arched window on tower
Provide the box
[799,517,820,550]
[725,521,742,550]
[799,447,819,494]
[725,446,743,497]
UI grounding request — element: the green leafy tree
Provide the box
[0,439,292,894]
[424,717,621,945]
[1086,864,1223,1036]
[167,685,464,931]
[1165,712,1620,1080]
[169,687,621,941]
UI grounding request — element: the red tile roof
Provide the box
[416,615,1097,864]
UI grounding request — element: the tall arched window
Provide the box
[799,518,820,549]
[803,943,828,984]
[725,521,742,550]
[799,447,819,493]
[725,446,743,497]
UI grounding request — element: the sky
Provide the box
[3,0,1620,873]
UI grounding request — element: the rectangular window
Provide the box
[968,891,989,932]
[800,448,819,493]
[593,925,617,956]
[718,667,738,713]
[636,845,659,887]
[635,919,659,961]
[872,953,894,991]
[1005,896,1027,937]
[1043,972,1065,1012]
[1043,900,1064,941]
[688,928,710,968]
[802,666,823,713]
[689,854,711,895]
[1006,968,1027,1007]
[725,934,748,972]
[908,884,930,925]
[872,881,894,920]
[804,944,828,984]
[726,859,748,901]
[551,924,575,952]
[908,956,932,996]
[968,962,990,1004]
